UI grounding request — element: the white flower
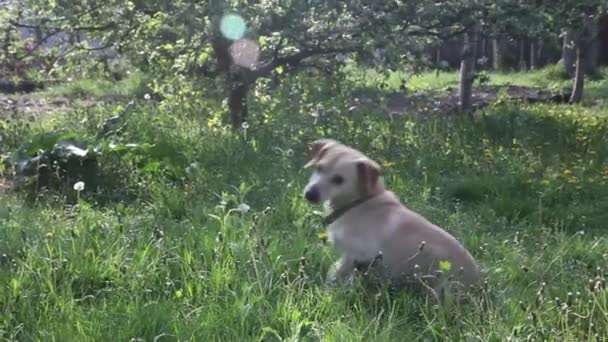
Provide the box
[186,162,199,174]
[241,122,250,129]
[73,181,85,192]
[237,203,251,213]
[144,93,151,100]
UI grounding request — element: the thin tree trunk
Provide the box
[435,46,441,77]
[459,22,479,114]
[562,31,576,77]
[492,38,504,70]
[479,37,487,68]
[570,40,587,104]
[2,26,11,63]
[586,21,599,75]
[518,38,527,71]
[537,39,544,67]
[530,39,538,70]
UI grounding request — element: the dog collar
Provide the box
[323,195,376,225]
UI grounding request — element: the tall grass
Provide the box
[0,69,607,340]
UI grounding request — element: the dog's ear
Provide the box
[356,158,382,194]
[305,139,336,168]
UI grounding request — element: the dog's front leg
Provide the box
[327,256,355,286]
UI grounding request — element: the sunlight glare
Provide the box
[220,14,246,41]
[229,39,260,69]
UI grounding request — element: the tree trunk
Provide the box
[2,26,11,61]
[479,37,487,68]
[435,46,441,77]
[570,40,587,104]
[492,38,504,70]
[562,31,576,77]
[459,22,479,113]
[536,39,544,67]
[530,39,538,70]
[227,72,250,129]
[211,32,253,129]
[586,21,599,75]
[518,38,527,71]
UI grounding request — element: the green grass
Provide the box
[1,68,608,341]
[350,64,608,98]
[39,69,152,100]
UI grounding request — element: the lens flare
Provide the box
[229,39,260,69]
[220,14,246,41]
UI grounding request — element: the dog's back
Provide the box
[334,190,481,292]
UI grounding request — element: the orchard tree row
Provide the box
[1,0,606,127]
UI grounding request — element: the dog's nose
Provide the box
[305,187,320,203]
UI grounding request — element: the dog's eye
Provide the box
[316,165,324,173]
[331,175,344,185]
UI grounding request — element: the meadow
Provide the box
[1,66,607,341]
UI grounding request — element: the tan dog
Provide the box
[303,139,481,301]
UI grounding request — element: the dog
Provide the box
[303,139,481,301]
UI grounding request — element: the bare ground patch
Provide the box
[349,84,571,119]
[0,92,132,122]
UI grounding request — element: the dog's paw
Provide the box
[326,274,353,288]
[326,263,354,288]
[326,265,340,287]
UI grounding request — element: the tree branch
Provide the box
[405,21,475,40]
[67,21,137,53]
[16,30,60,61]
[253,45,358,78]
[9,20,116,32]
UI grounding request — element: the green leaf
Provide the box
[142,161,161,173]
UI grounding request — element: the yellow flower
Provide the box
[318,231,328,242]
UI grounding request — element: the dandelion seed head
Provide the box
[73,181,85,192]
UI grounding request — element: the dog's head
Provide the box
[303,139,383,205]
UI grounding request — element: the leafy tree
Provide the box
[9,0,482,127]
[549,0,607,103]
